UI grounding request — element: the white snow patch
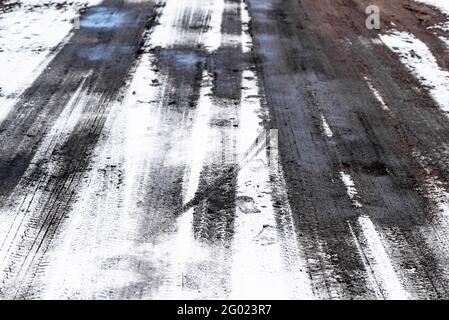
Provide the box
[47,0,226,299]
[230,1,313,299]
[438,35,449,49]
[232,71,287,299]
[349,216,409,300]
[380,31,449,113]
[320,114,334,138]
[339,171,363,208]
[161,70,216,299]
[40,48,165,298]
[414,0,449,15]
[428,22,449,32]
[182,71,213,205]
[371,38,383,45]
[231,69,313,299]
[0,76,96,289]
[364,76,390,111]
[150,0,225,52]
[240,0,253,53]
[0,0,101,124]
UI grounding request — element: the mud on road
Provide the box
[2,0,449,299]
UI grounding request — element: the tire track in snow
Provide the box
[157,0,240,298]
[0,0,101,124]
[0,0,158,298]
[362,76,449,289]
[246,0,441,299]
[35,0,225,299]
[339,172,408,299]
[0,76,96,298]
[6,0,449,300]
[380,31,449,114]
[378,31,449,296]
[160,0,315,299]
[40,49,170,299]
[159,70,219,299]
[230,0,313,299]
[231,69,313,299]
[363,77,390,112]
[246,0,367,299]
[312,81,409,299]
[149,0,224,52]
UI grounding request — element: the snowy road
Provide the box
[2,0,449,299]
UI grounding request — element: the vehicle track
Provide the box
[3,0,449,299]
[0,0,157,298]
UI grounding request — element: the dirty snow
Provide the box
[380,31,449,113]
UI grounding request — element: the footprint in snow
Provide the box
[236,196,261,214]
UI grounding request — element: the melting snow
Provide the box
[349,216,409,300]
[320,115,334,138]
[0,0,101,123]
[339,171,363,208]
[414,0,449,15]
[364,76,390,111]
[380,30,449,113]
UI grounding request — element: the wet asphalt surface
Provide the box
[1,0,449,299]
